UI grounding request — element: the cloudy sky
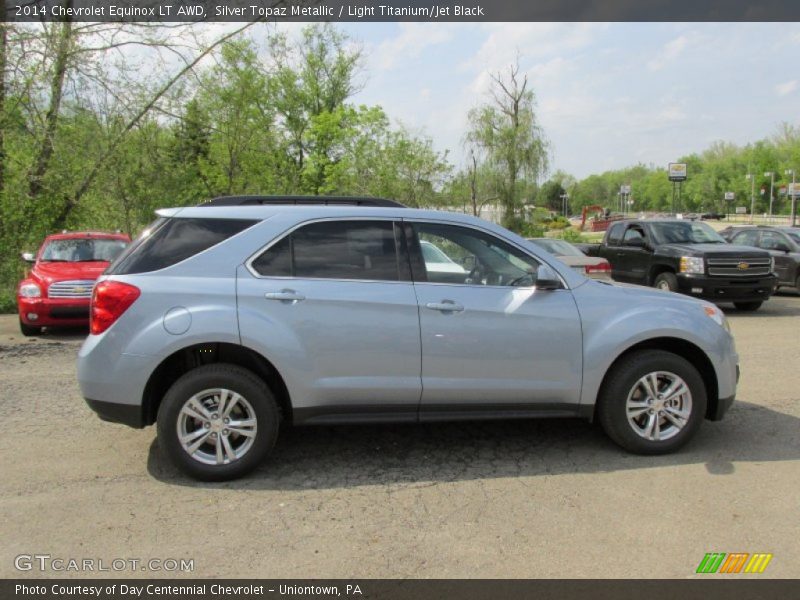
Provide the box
[317,22,800,179]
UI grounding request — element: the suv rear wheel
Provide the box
[157,364,280,481]
[597,350,706,454]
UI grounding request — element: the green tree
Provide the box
[466,60,549,229]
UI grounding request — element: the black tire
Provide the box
[597,350,707,455]
[653,272,678,292]
[157,363,280,481]
[795,273,800,291]
[19,318,42,337]
[733,301,762,311]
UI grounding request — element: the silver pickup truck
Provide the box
[78,197,739,481]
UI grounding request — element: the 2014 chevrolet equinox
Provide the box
[78,197,739,481]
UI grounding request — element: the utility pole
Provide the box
[765,171,775,217]
[746,173,755,224]
[787,169,797,227]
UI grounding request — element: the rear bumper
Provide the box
[18,297,90,327]
[84,398,145,428]
[676,274,777,303]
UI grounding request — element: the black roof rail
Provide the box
[199,195,406,208]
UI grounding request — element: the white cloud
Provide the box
[372,23,456,70]
[460,23,605,74]
[647,34,691,71]
[775,80,798,97]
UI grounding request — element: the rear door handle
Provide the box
[264,290,305,303]
[425,301,464,313]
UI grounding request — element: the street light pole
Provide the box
[765,171,775,217]
[746,173,755,224]
[788,169,797,227]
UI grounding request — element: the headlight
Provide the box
[19,283,41,298]
[679,256,704,274]
[703,305,731,333]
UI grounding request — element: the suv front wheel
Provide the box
[597,350,706,454]
[157,364,280,481]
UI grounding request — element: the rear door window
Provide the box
[251,220,401,282]
[606,223,624,246]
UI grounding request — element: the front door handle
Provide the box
[425,300,464,313]
[264,290,305,303]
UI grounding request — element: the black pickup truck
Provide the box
[580,219,778,311]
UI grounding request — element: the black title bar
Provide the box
[4,0,800,23]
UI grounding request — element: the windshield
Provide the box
[649,221,726,245]
[529,238,585,257]
[40,238,129,262]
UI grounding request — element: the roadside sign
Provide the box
[789,183,800,197]
[724,192,735,201]
[620,185,631,194]
[735,206,747,214]
[668,163,687,181]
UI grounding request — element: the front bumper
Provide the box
[708,365,739,421]
[676,273,777,303]
[18,296,90,327]
[85,398,145,428]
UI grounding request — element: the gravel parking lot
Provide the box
[1,293,799,579]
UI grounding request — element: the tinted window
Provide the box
[759,231,788,251]
[732,230,759,247]
[413,223,539,287]
[607,223,624,245]
[623,227,644,242]
[252,221,400,281]
[108,218,257,275]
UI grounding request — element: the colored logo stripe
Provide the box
[720,553,749,573]
[697,552,772,574]
[697,553,726,573]
[744,554,773,573]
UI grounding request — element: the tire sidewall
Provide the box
[654,272,678,292]
[598,351,707,454]
[157,364,279,481]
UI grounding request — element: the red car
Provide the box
[18,231,131,336]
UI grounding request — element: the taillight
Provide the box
[585,262,611,274]
[90,281,140,335]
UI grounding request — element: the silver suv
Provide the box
[78,197,739,481]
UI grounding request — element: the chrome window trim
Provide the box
[244,215,570,290]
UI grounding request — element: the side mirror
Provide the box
[775,243,791,253]
[536,264,563,291]
[624,236,646,248]
[21,252,35,263]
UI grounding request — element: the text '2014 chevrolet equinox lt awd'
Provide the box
[78,196,739,481]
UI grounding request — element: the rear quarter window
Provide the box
[108,218,257,275]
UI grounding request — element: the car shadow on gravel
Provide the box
[146,399,800,490]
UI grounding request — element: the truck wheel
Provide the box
[19,319,42,337]
[157,363,280,481]
[733,301,762,311]
[653,272,678,292]
[597,350,706,455]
